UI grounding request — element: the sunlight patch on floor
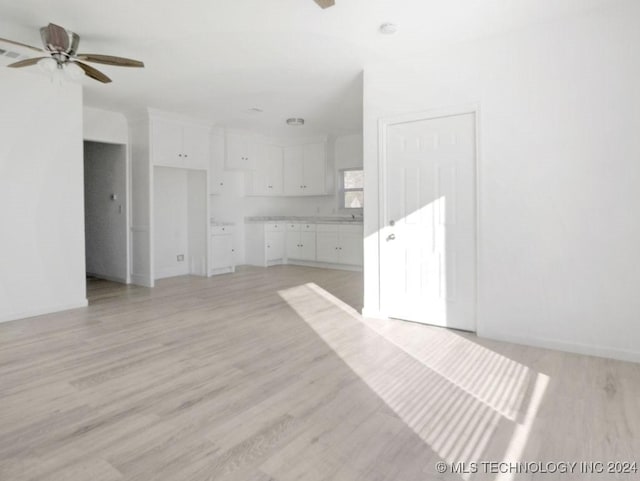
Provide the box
[279,283,549,481]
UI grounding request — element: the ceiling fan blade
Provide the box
[41,23,70,51]
[7,57,49,68]
[313,0,335,8]
[76,54,144,68]
[0,37,44,53]
[74,61,112,83]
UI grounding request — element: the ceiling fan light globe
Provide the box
[37,57,57,73]
[64,62,84,81]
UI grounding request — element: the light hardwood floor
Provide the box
[1,265,638,480]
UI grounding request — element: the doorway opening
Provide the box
[83,141,128,293]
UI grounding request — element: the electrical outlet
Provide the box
[177,254,184,262]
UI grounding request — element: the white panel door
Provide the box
[381,112,476,331]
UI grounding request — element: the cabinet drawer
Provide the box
[265,222,283,232]
[301,223,316,232]
[211,225,233,235]
[286,223,300,232]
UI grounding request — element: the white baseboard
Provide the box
[86,272,128,284]
[209,266,235,276]
[154,266,189,280]
[478,329,640,364]
[359,309,640,364]
[286,259,363,272]
[0,299,89,324]
[361,307,388,320]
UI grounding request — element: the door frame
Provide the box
[377,104,482,331]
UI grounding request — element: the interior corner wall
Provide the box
[0,68,86,323]
[363,1,640,362]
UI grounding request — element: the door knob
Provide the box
[387,233,396,241]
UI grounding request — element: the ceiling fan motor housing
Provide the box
[40,24,79,56]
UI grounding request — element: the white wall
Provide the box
[187,170,208,276]
[363,1,640,362]
[0,68,86,322]
[83,106,128,144]
[154,167,189,279]
[84,141,128,283]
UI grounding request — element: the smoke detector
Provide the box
[379,23,398,35]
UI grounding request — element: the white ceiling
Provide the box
[0,0,618,137]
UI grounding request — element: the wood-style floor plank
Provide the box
[1,265,639,480]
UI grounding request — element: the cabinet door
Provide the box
[183,124,210,169]
[265,231,285,262]
[338,231,363,266]
[265,144,283,194]
[302,142,326,195]
[283,145,304,195]
[209,133,225,194]
[151,118,183,167]
[211,235,234,270]
[316,231,339,263]
[285,231,300,259]
[248,143,277,196]
[225,133,250,170]
[299,231,316,261]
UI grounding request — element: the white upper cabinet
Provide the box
[283,142,326,196]
[225,132,255,170]
[248,144,283,196]
[182,124,210,169]
[150,116,210,170]
[209,132,226,195]
[302,142,326,195]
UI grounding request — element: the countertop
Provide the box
[245,216,363,225]
[210,221,235,226]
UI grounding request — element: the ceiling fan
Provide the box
[0,23,144,83]
[313,0,335,9]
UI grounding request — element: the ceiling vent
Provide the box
[3,50,21,59]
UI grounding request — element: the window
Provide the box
[340,168,364,209]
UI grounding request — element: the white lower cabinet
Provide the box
[210,225,235,275]
[316,224,363,266]
[265,223,286,263]
[285,223,316,261]
[246,222,286,267]
[246,221,362,270]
